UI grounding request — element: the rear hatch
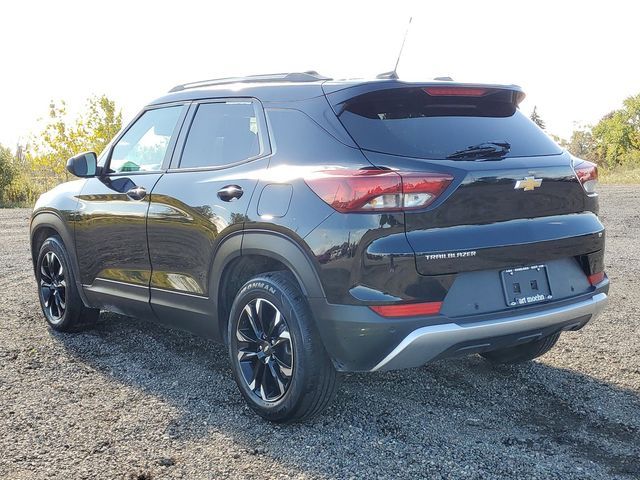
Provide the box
[325,81,603,277]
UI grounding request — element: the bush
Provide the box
[2,173,47,207]
[0,145,17,206]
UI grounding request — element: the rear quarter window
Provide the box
[336,88,562,159]
[179,101,260,169]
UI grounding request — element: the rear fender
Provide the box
[240,229,326,299]
[210,229,327,343]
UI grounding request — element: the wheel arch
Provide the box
[30,211,90,306]
[212,229,326,343]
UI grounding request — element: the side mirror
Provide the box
[66,152,98,177]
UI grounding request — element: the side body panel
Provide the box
[146,160,269,337]
[75,173,162,319]
[243,103,386,301]
[71,101,189,319]
[145,98,272,339]
[31,180,88,304]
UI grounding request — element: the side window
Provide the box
[180,102,260,169]
[109,106,183,173]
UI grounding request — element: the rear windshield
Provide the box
[336,88,562,159]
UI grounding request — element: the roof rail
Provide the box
[169,71,331,92]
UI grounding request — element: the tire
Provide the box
[36,235,100,332]
[227,271,337,423]
[480,332,561,364]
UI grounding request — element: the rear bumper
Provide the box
[309,283,609,372]
[371,292,608,371]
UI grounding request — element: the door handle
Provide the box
[126,186,147,200]
[217,185,243,202]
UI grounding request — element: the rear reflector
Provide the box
[423,87,488,97]
[370,302,442,317]
[304,169,453,213]
[572,159,598,194]
[588,272,605,285]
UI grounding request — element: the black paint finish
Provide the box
[75,174,162,319]
[30,77,609,372]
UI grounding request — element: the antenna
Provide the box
[394,17,412,73]
[376,17,413,80]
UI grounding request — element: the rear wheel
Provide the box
[228,271,337,423]
[480,333,560,364]
[36,236,99,332]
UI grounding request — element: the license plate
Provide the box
[501,264,552,307]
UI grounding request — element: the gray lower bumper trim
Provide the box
[372,293,608,371]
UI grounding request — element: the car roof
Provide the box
[148,72,524,106]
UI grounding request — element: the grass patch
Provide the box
[0,201,33,208]
[599,166,640,184]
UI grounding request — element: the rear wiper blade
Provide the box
[446,141,511,160]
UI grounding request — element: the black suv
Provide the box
[31,72,609,422]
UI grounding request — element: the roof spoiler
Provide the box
[324,81,526,106]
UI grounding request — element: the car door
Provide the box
[146,98,271,338]
[75,103,188,319]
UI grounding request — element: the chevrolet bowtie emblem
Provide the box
[514,176,542,191]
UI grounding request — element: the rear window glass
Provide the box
[336,88,562,159]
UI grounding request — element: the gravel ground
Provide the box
[1,185,639,480]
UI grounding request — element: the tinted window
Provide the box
[180,102,260,168]
[337,88,562,159]
[109,106,182,173]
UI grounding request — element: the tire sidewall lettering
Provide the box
[239,281,277,297]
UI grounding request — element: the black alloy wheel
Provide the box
[235,298,294,402]
[40,251,66,323]
[36,235,100,332]
[228,272,337,423]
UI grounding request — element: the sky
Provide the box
[1,0,639,150]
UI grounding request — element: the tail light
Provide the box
[370,301,442,318]
[588,271,606,286]
[304,169,453,213]
[423,87,488,97]
[572,159,598,194]
[423,86,526,104]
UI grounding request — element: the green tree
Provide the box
[530,106,546,129]
[84,95,123,156]
[561,127,599,162]
[0,144,17,204]
[28,95,122,178]
[591,93,640,167]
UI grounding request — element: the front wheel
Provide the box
[228,271,337,423]
[36,236,100,332]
